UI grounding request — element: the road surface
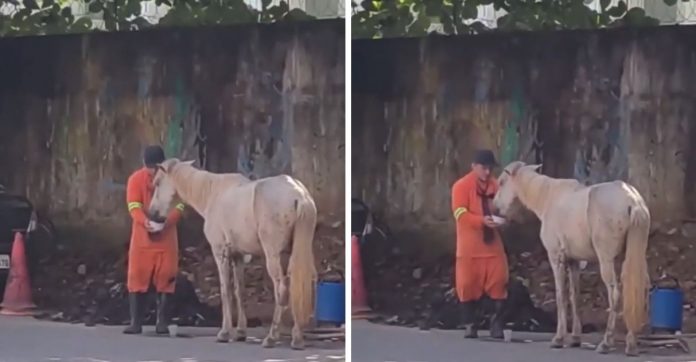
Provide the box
[0,316,344,362]
[352,320,696,362]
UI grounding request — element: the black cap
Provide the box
[143,145,165,168]
[473,149,498,167]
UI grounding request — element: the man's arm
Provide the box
[451,180,484,228]
[164,203,185,229]
[126,174,148,225]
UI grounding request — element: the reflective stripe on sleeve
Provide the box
[453,207,468,220]
[128,202,143,211]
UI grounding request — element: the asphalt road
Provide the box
[352,320,696,362]
[0,316,345,362]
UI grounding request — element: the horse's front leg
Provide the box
[230,254,247,342]
[211,244,234,343]
[548,250,568,348]
[567,260,582,347]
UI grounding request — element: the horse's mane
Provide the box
[168,162,251,214]
[516,167,584,215]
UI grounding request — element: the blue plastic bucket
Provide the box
[315,281,345,324]
[650,278,683,331]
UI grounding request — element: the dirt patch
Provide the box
[363,221,696,333]
[30,222,344,327]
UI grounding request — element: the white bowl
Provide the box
[490,215,506,225]
[148,221,165,232]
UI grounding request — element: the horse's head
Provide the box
[493,161,542,218]
[148,158,194,222]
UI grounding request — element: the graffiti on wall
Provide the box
[502,84,545,170]
[165,77,187,159]
[500,84,524,167]
[136,55,156,100]
[521,116,544,166]
[571,77,627,185]
[236,70,291,180]
[192,112,208,169]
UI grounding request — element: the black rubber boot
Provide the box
[489,299,506,339]
[462,301,478,339]
[155,293,171,334]
[123,293,144,334]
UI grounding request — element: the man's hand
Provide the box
[146,220,165,233]
[483,216,498,229]
[145,221,156,233]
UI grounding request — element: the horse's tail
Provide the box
[289,196,318,328]
[622,203,650,334]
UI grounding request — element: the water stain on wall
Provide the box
[0,21,345,243]
[353,27,696,252]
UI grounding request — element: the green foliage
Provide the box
[352,0,674,39]
[0,0,318,37]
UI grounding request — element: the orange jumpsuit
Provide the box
[126,167,185,293]
[451,171,508,302]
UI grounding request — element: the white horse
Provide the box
[148,158,318,350]
[492,161,650,356]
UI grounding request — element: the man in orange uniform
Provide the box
[123,145,185,335]
[451,149,508,339]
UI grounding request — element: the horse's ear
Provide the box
[529,164,542,172]
[506,161,525,176]
[182,159,196,167]
[158,159,177,174]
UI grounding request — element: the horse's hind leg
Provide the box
[230,254,247,342]
[211,243,235,343]
[261,252,288,348]
[567,260,582,347]
[596,258,619,354]
[625,331,638,357]
[548,250,568,348]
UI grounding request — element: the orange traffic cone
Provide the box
[352,235,373,319]
[1,231,37,316]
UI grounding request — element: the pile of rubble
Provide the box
[362,243,558,333]
[362,220,696,333]
[31,244,224,327]
[30,223,344,327]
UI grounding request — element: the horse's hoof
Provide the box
[233,331,247,342]
[261,337,275,348]
[596,341,611,354]
[550,336,564,349]
[570,336,582,348]
[291,339,305,350]
[625,345,639,357]
[216,330,230,343]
